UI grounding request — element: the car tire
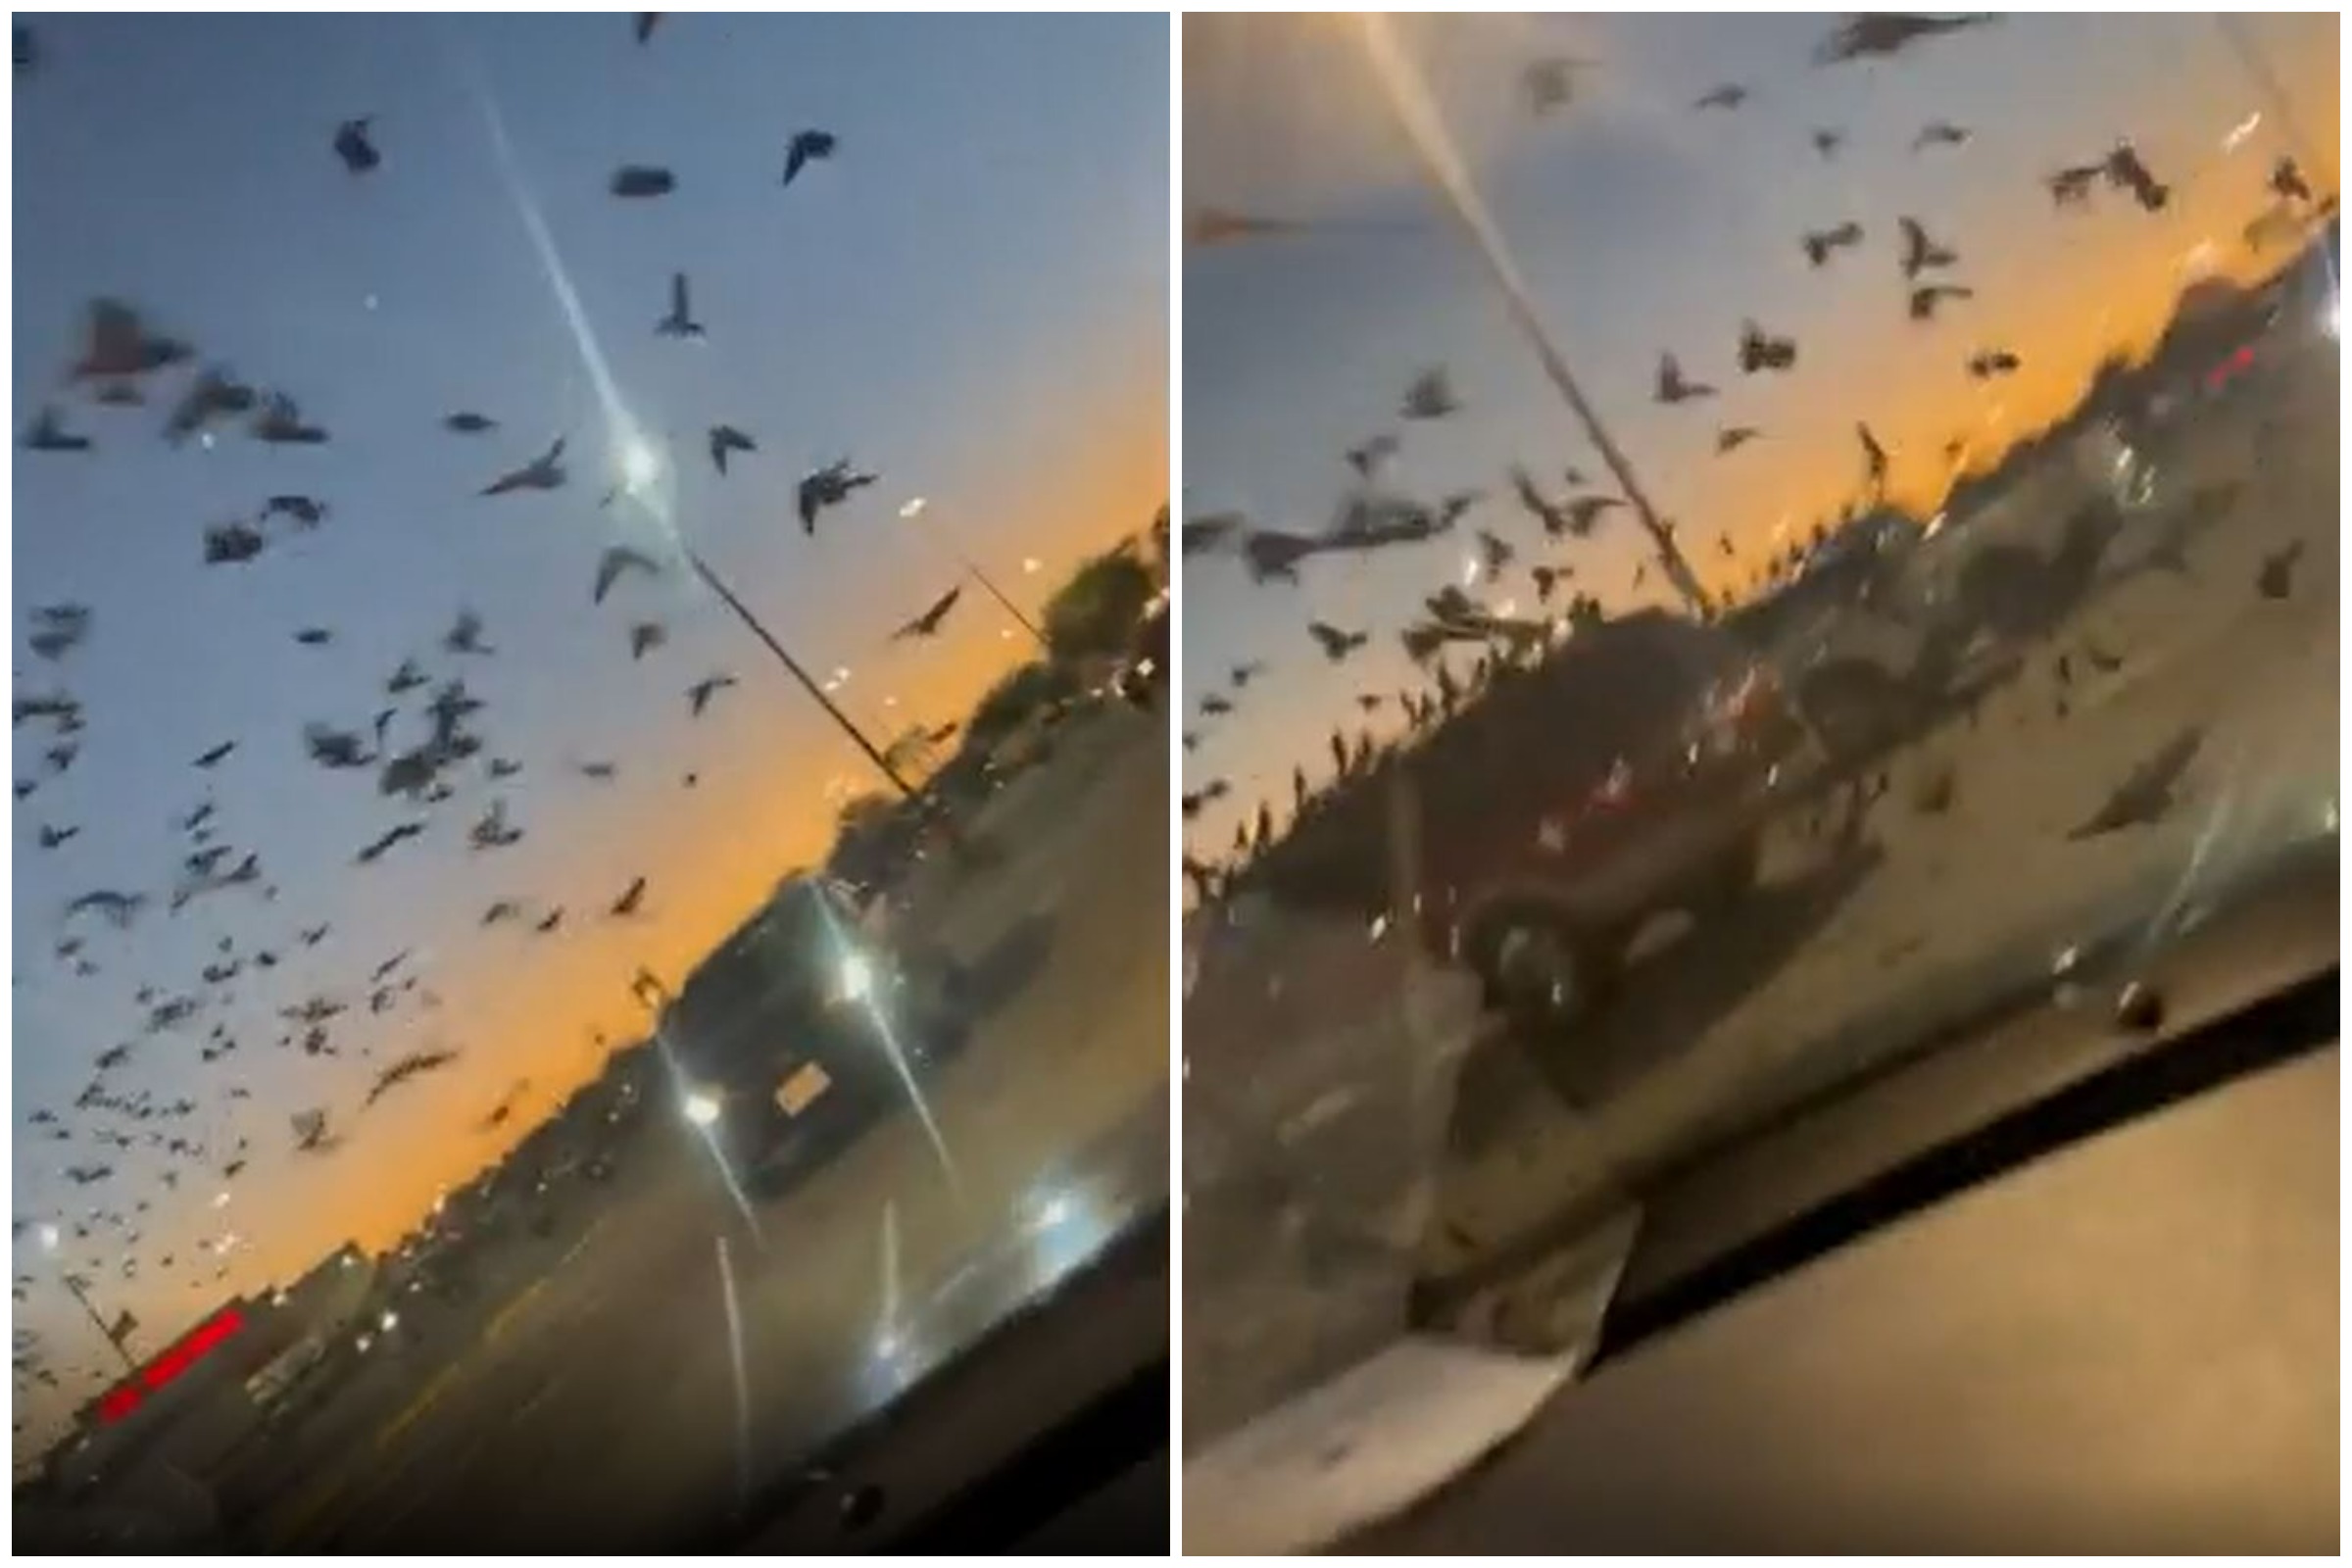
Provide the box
[1461,896,1618,1044]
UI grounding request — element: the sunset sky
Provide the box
[11,11,1165,1423]
[1183,12,2336,856]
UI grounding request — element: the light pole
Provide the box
[1354,15,1712,618]
[36,1226,134,1375]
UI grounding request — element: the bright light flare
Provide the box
[898,497,928,519]
[379,1309,399,1332]
[838,952,875,1003]
[2222,110,2262,152]
[683,1090,722,1128]
[620,440,662,492]
[37,1223,60,1251]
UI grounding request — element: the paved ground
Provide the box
[1182,334,2339,1450]
[235,703,1170,1550]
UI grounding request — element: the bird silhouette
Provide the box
[1562,495,1625,537]
[1909,282,1975,320]
[486,756,522,779]
[1800,220,1864,268]
[1811,127,1845,159]
[481,900,522,927]
[250,393,328,445]
[593,544,662,604]
[162,368,260,445]
[303,722,374,769]
[1477,529,1516,577]
[2270,155,2313,205]
[577,759,619,780]
[657,271,704,338]
[365,1048,462,1108]
[1897,217,1959,278]
[1181,780,1231,818]
[27,604,91,661]
[1400,367,1459,420]
[444,608,494,657]
[1522,54,1597,116]
[47,742,77,774]
[708,423,756,474]
[783,128,837,185]
[1345,433,1399,478]
[332,117,380,174]
[892,585,963,640]
[1308,620,1369,662]
[385,658,428,695]
[2068,729,2200,839]
[1200,693,1234,717]
[1229,662,1263,689]
[2256,539,2305,600]
[22,407,91,454]
[610,165,675,198]
[1738,319,1797,373]
[355,820,425,864]
[610,876,648,917]
[535,906,565,934]
[2102,143,2169,211]
[1655,354,1716,403]
[293,626,333,646]
[443,411,497,434]
[1183,513,1244,555]
[203,522,267,566]
[686,674,737,717]
[629,621,666,661]
[1857,422,1890,496]
[1965,348,2021,380]
[798,459,878,533]
[36,824,79,850]
[1912,121,1970,151]
[634,13,662,44]
[262,494,327,529]
[480,436,566,496]
[71,299,191,382]
[1815,14,1990,65]
[2046,163,2101,209]
[1716,426,1762,454]
[193,740,236,769]
[1693,83,1748,111]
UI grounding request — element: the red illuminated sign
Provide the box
[92,1305,245,1425]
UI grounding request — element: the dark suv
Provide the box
[1241,610,1799,1041]
[658,876,972,1196]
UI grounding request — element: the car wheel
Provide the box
[1462,897,1617,1043]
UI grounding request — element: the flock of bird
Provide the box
[10,14,986,1404]
[1179,13,2326,900]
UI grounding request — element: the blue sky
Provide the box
[12,12,1166,1421]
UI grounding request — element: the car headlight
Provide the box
[682,1089,723,1128]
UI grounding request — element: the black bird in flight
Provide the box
[708,424,756,475]
[1692,83,1747,111]
[1655,354,1715,403]
[2102,143,2169,212]
[1181,780,1230,818]
[1509,466,1572,537]
[1811,126,1845,159]
[783,128,837,186]
[2068,729,2200,840]
[629,621,666,661]
[302,722,373,770]
[892,585,963,640]
[486,755,522,779]
[1346,433,1399,478]
[444,608,494,657]
[365,1048,462,1108]
[47,742,77,774]
[1815,14,1991,66]
[2256,540,2305,600]
[1308,620,1369,662]
[1857,421,1890,496]
[610,165,675,198]
[1200,693,1235,717]
[193,740,236,769]
[686,674,737,717]
[27,604,91,661]
[634,14,662,45]
[1897,217,1959,278]
[1966,349,2021,380]
[1801,220,1864,268]
[332,117,380,174]
[1230,662,1262,689]
[1738,319,1797,373]
[1909,282,1975,320]
[1530,564,1574,603]
[250,393,328,445]
[536,906,565,934]
[262,495,327,528]
[2046,163,2102,209]
[1477,528,1514,576]
[37,824,79,851]
[594,544,662,603]
[798,459,878,533]
[443,411,497,434]
[71,299,191,382]
[355,820,425,864]
[1523,56,1591,116]
[2270,155,2313,206]
[293,626,333,646]
[22,407,91,453]
[658,271,704,339]
[1912,121,1970,151]
[1399,368,1459,420]
[481,436,566,496]
[203,522,267,565]
[610,876,649,917]
[1716,426,1762,454]
[1562,495,1625,537]
[385,658,428,695]
[578,759,619,780]
[164,368,259,445]
[481,900,522,927]
[1183,513,1244,555]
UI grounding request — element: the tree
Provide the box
[1042,547,1155,666]
[966,660,1077,748]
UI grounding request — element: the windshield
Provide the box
[1181,11,2337,1452]
[12,14,1170,1549]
